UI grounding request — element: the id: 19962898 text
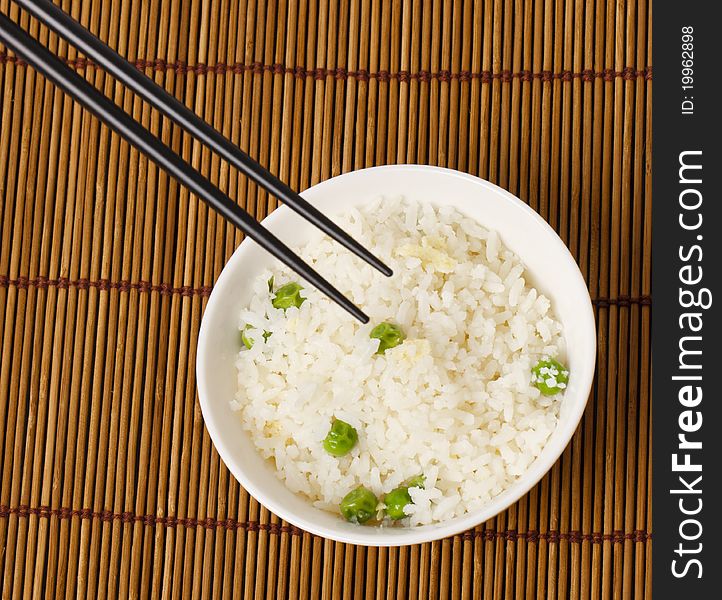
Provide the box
[681,26,695,115]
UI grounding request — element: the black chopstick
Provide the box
[0,12,370,323]
[15,0,392,280]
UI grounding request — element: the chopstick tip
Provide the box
[355,310,370,324]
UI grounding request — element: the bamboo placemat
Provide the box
[0,0,651,598]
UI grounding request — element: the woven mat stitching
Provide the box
[0,51,652,82]
[0,505,651,543]
[0,275,651,306]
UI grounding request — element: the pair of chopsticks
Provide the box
[0,0,392,323]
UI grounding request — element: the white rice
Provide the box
[232,197,565,526]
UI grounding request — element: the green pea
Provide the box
[383,474,425,520]
[384,486,413,520]
[240,325,272,349]
[241,325,254,349]
[272,282,306,310]
[323,419,358,457]
[406,474,426,489]
[531,358,569,396]
[369,322,406,354]
[340,486,378,524]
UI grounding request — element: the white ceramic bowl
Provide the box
[196,165,596,546]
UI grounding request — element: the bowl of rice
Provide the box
[196,165,596,546]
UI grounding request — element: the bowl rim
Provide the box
[196,164,597,546]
